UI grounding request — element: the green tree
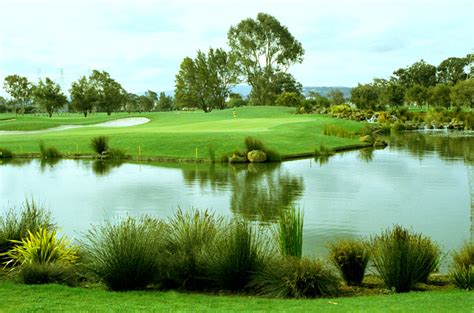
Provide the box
[450,79,474,107]
[437,57,468,85]
[142,90,157,112]
[157,92,174,111]
[228,13,304,105]
[350,83,379,109]
[70,76,99,117]
[3,75,34,113]
[376,79,405,107]
[308,91,330,108]
[175,48,238,112]
[405,84,427,107]
[393,59,437,88]
[33,78,67,117]
[125,93,139,113]
[328,89,345,105]
[90,70,127,115]
[275,91,302,107]
[428,84,451,108]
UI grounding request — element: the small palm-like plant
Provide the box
[2,228,78,268]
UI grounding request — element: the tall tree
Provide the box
[350,83,379,109]
[450,79,474,107]
[157,92,174,111]
[437,57,468,85]
[393,59,437,88]
[33,78,67,117]
[70,76,99,117]
[328,89,345,105]
[125,93,139,113]
[228,13,304,105]
[405,84,427,107]
[3,75,34,113]
[90,70,127,115]
[428,84,451,108]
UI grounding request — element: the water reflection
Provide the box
[358,148,374,163]
[92,160,124,176]
[181,162,304,222]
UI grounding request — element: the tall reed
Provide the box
[276,207,304,259]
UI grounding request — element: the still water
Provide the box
[0,131,472,265]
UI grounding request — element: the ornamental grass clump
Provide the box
[90,136,109,155]
[206,219,268,291]
[164,209,222,290]
[39,141,62,159]
[329,239,370,286]
[250,257,340,298]
[371,225,441,292]
[449,242,473,290]
[275,207,303,259]
[81,217,166,291]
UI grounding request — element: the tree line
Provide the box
[1,70,174,117]
[350,56,473,109]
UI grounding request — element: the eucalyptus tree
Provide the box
[228,13,304,105]
[70,76,99,117]
[33,77,67,117]
[90,70,127,115]
[3,75,34,113]
[437,57,468,85]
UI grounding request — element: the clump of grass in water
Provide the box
[329,238,370,286]
[371,225,440,292]
[39,141,61,159]
[276,207,303,259]
[449,242,473,290]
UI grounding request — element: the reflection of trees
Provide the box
[92,160,124,176]
[358,148,374,163]
[181,162,304,222]
[389,132,474,164]
[0,158,32,167]
[39,158,60,171]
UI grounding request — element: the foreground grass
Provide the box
[0,107,365,160]
[0,281,470,312]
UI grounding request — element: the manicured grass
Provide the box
[0,107,365,160]
[0,281,470,312]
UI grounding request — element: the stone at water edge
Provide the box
[247,150,267,163]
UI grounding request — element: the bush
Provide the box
[39,142,62,159]
[250,257,340,298]
[81,217,166,291]
[2,228,78,268]
[0,200,55,263]
[19,260,77,285]
[329,239,370,286]
[244,137,265,151]
[90,136,109,154]
[164,209,222,290]
[206,219,268,291]
[449,242,474,290]
[264,148,281,162]
[276,207,303,259]
[371,225,441,292]
[0,148,13,158]
[107,148,127,159]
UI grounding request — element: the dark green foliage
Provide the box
[81,217,166,291]
[449,242,473,290]
[276,207,303,259]
[39,142,62,159]
[107,148,127,160]
[206,219,268,291]
[243,136,281,162]
[164,209,222,290]
[250,257,340,298]
[0,148,13,158]
[19,261,78,286]
[90,136,109,154]
[264,149,281,162]
[329,239,370,286]
[0,200,55,263]
[371,225,441,292]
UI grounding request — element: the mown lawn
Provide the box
[0,281,471,312]
[0,107,366,160]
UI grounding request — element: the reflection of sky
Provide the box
[0,138,471,271]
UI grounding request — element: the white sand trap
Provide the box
[0,117,150,136]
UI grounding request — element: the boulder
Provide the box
[247,150,267,163]
[228,153,247,163]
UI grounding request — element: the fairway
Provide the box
[0,107,365,160]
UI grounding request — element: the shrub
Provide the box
[81,217,166,291]
[90,136,109,154]
[107,148,127,159]
[250,257,340,298]
[244,137,265,151]
[39,142,62,159]
[276,207,303,259]
[371,225,441,292]
[329,239,370,286]
[0,200,55,263]
[165,209,222,290]
[323,124,354,138]
[0,148,13,158]
[206,219,268,291]
[19,262,77,285]
[264,148,281,162]
[2,228,77,269]
[449,242,474,290]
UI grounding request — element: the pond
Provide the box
[0,131,472,269]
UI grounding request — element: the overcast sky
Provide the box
[0,0,473,96]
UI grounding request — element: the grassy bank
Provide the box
[0,107,364,160]
[0,281,470,312]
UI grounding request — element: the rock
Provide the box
[247,150,267,163]
[373,140,388,148]
[228,153,247,163]
[359,135,374,143]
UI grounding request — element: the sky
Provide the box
[0,0,473,97]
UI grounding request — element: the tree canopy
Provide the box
[33,77,67,117]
